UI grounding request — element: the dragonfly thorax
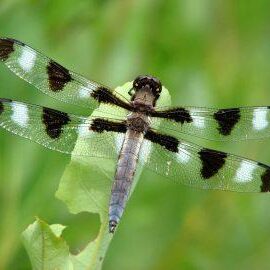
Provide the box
[126,112,150,133]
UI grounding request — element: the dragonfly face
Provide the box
[133,75,162,97]
[132,75,162,108]
[1,38,270,233]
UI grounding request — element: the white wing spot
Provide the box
[193,116,205,128]
[77,122,90,137]
[253,108,268,130]
[177,144,190,164]
[235,160,256,183]
[11,103,29,127]
[79,87,90,98]
[191,109,205,128]
[18,47,37,72]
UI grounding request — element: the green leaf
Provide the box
[22,82,171,270]
[21,218,71,270]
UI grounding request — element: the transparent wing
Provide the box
[139,135,270,193]
[0,37,130,111]
[152,106,270,141]
[0,98,123,159]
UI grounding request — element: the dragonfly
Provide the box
[0,38,270,233]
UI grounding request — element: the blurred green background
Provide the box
[1,0,270,269]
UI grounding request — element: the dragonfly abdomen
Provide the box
[109,129,144,233]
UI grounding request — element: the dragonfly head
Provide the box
[133,75,162,96]
[131,75,162,107]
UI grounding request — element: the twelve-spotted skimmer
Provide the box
[0,38,270,233]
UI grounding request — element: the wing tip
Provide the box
[257,161,270,170]
[0,98,12,103]
[0,38,19,61]
[0,37,25,46]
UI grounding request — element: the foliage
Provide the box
[1,1,270,269]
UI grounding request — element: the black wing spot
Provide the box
[199,148,227,179]
[260,167,270,192]
[0,38,15,61]
[150,108,193,124]
[145,129,179,152]
[91,118,127,133]
[42,107,71,139]
[91,87,115,103]
[169,108,193,123]
[91,87,132,111]
[0,100,3,115]
[214,108,240,136]
[0,98,11,115]
[47,60,73,92]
